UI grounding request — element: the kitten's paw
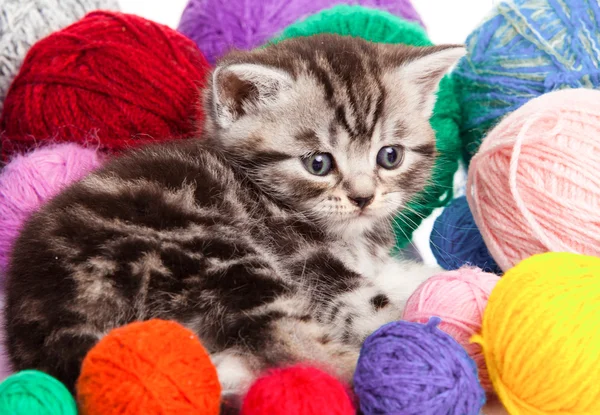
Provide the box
[314,334,360,383]
[272,317,359,383]
[211,350,257,396]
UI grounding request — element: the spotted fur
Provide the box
[4,35,463,398]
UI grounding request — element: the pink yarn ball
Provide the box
[0,143,105,272]
[402,267,500,392]
[467,88,600,271]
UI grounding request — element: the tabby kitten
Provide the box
[4,34,464,396]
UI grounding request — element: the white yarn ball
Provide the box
[0,0,119,112]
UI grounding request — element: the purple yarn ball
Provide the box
[354,317,485,415]
[177,0,424,64]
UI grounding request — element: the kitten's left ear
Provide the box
[211,63,294,129]
[395,45,465,118]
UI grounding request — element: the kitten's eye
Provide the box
[377,146,404,169]
[302,153,334,176]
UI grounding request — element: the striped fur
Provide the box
[4,35,463,399]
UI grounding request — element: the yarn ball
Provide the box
[402,267,501,392]
[0,11,210,161]
[0,370,77,415]
[354,317,485,415]
[77,319,221,415]
[177,0,423,65]
[472,252,600,414]
[241,365,354,415]
[430,196,501,274]
[0,0,119,113]
[0,143,104,272]
[467,88,600,271]
[274,5,462,250]
[454,0,600,163]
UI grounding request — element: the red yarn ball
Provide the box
[0,11,210,161]
[241,365,355,415]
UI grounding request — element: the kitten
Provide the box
[4,34,463,396]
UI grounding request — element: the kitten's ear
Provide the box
[211,63,293,128]
[396,45,465,118]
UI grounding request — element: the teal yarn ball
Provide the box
[273,5,462,250]
[454,0,600,163]
[0,370,77,415]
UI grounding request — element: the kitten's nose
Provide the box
[349,195,374,209]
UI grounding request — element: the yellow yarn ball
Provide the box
[472,252,600,414]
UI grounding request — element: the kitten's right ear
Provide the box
[211,63,293,129]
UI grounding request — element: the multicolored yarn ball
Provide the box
[0,143,104,272]
[0,11,210,161]
[430,196,501,274]
[177,0,423,64]
[354,317,485,415]
[402,268,500,392]
[454,0,600,162]
[241,365,354,415]
[472,252,600,415]
[0,0,119,113]
[77,319,221,415]
[0,370,77,415]
[467,88,600,272]
[274,5,462,250]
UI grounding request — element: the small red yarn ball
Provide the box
[241,365,355,415]
[76,319,221,415]
[0,11,211,161]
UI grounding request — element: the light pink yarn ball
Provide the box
[0,143,105,272]
[402,267,500,392]
[467,88,600,271]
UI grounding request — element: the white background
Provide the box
[116,0,497,263]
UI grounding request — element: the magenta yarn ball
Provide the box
[0,144,105,272]
[177,0,424,64]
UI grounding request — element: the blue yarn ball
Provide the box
[454,0,600,162]
[354,317,485,415]
[430,196,501,274]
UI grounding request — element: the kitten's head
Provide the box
[204,34,464,236]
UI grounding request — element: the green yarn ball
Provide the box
[0,370,77,415]
[272,5,462,250]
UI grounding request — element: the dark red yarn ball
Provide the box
[0,11,210,161]
[241,365,355,415]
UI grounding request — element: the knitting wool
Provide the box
[430,196,501,274]
[241,365,355,415]
[402,267,500,392]
[0,0,119,113]
[1,11,210,160]
[77,319,221,415]
[354,317,485,415]
[274,5,462,250]
[454,0,600,163]
[467,88,600,271]
[0,370,77,415]
[472,252,600,415]
[0,143,104,273]
[177,0,423,64]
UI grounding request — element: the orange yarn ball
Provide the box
[402,267,500,392]
[77,319,221,415]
